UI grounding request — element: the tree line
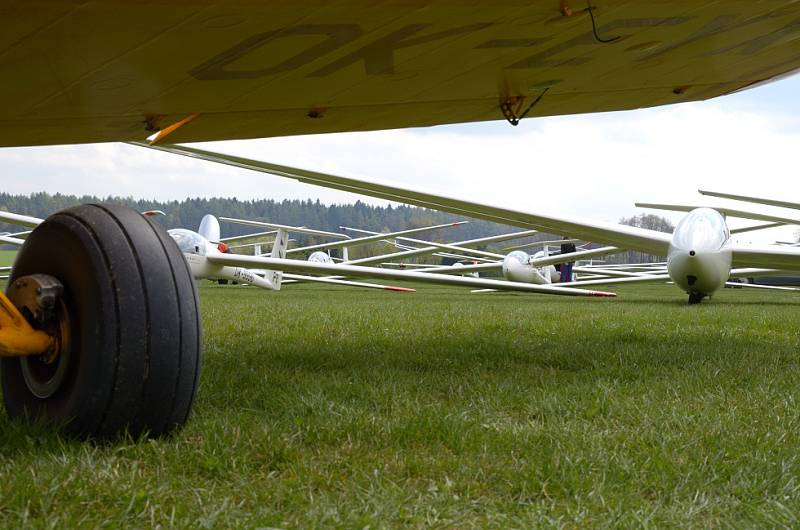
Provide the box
[0,193,675,262]
[0,192,519,249]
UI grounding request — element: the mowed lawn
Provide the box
[0,250,16,267]
[1,281,799,527]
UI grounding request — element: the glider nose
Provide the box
[668,247,727,295]
[686,250,697,284]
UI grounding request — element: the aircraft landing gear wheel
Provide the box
[687,292,705,304]
[1,204,202,438]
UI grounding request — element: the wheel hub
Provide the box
[19,340,71,398]
[6,274,72,398]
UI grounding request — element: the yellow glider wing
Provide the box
[4,1,800,146]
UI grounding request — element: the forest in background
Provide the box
[0,193,525,260]
[0,193,674,262]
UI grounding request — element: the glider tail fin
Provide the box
[265,227,289,290]
[198,214,221,242]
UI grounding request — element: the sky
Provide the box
[2,73,800,244]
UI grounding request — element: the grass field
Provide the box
[1,282,799,527]
[0,250,16,267]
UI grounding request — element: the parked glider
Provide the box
[145,145,800,304]
[1,210,620,300]
[317,229,545,267]
[237,219,469,261]
[171,221,418,293]
[425,245,619,283]
[389,242,621,285]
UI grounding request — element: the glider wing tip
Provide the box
[384,286,416,292]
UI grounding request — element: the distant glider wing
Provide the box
[288,221,467,255]
[635,202,800,226]
[729,245,800,270]
[282,273,415,292]
[206,254,616,298]
[698,191,800,211]
[730,223,786,235]
[136,143,671,256]
[0,234,26,246]
[0,212,43,229]
[220,217,349,240]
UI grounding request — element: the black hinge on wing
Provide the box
[500,88,548,127]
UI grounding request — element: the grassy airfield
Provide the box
[0,281,799,527]
[0,250,16,267]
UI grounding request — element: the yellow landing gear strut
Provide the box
[0,274,68,361]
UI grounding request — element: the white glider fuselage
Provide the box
[169,228,281,289]
[501,250,560,285]
[666,208,732,298]
[501,208,733,298]
[308,251,333,264]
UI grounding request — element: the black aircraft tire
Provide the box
[1,204,202,438]
[688,292,705,304]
